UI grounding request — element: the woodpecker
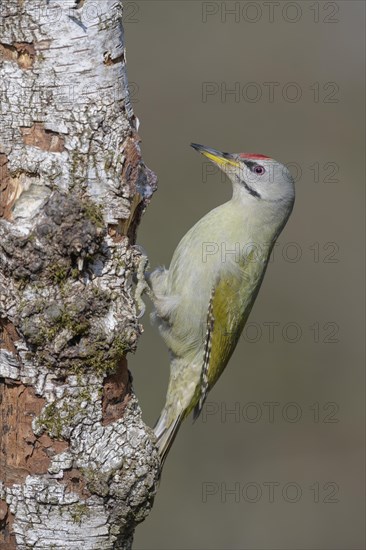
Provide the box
[149,143,295,464]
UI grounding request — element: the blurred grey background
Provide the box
[124,1,365,549]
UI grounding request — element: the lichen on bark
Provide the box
[0,1,159,548]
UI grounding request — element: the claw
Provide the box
[134,250,151,319]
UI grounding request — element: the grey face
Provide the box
[232,157,295,206]
[190,143,295,206]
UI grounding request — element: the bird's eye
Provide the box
[254,165,265,175]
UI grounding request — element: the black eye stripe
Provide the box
[243,160,257,170]
[243,159,266,176]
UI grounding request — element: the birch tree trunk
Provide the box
[0,1,159,548]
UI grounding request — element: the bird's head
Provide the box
[191,143,295,208]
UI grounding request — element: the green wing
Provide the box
[193,255,263,419]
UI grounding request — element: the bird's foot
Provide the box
[133,246,152,319]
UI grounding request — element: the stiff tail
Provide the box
[154,410,184,467]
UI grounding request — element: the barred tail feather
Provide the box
[193,285,215,420]
[154,410,184,467]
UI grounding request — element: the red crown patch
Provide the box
[239,153,271,160]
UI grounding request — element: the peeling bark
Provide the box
[0,42,36,70]
[0,1,159,548]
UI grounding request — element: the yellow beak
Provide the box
[191,143,240,168]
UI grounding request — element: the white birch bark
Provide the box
[0,1,159,548]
